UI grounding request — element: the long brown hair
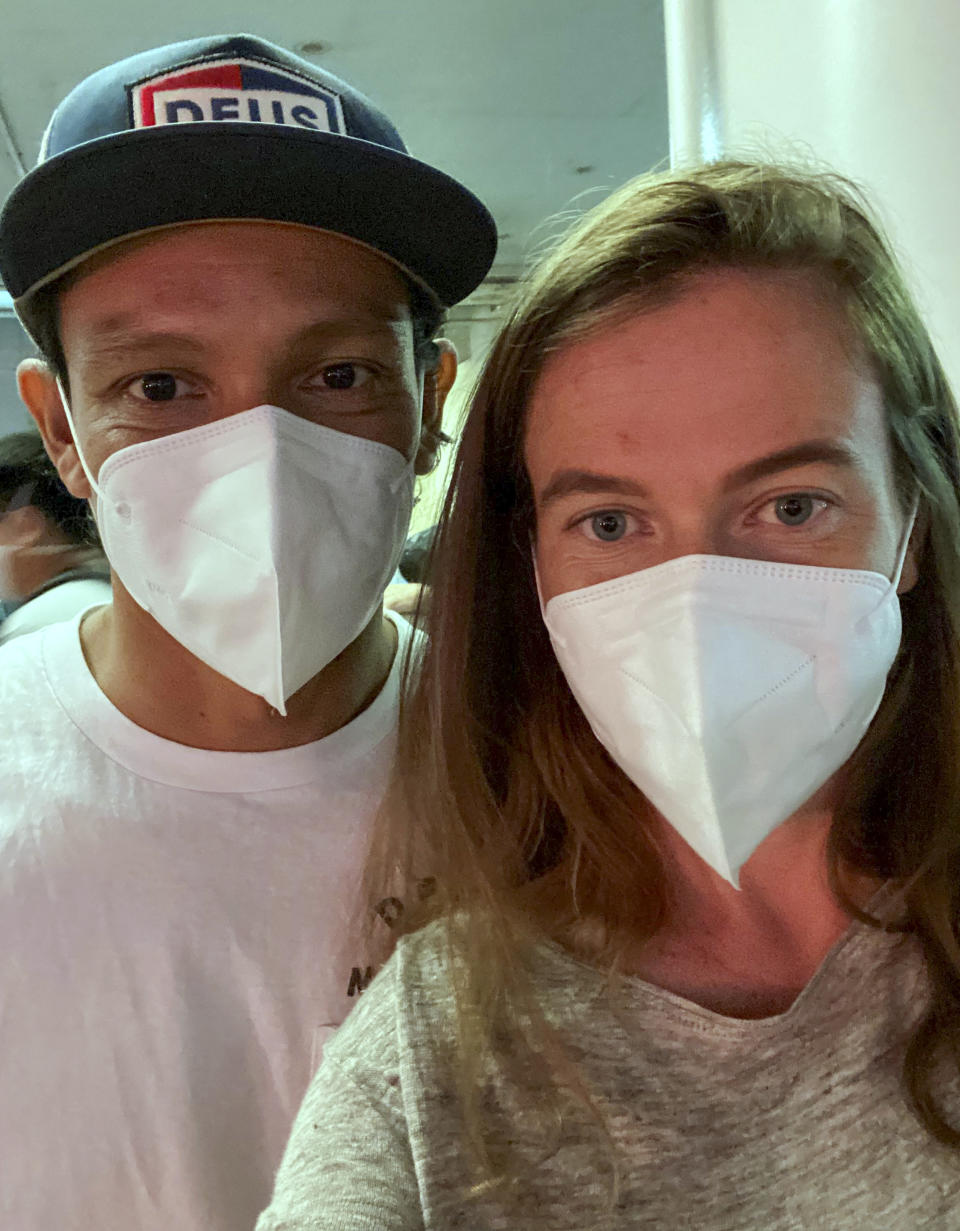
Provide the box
[369,161,960,1185]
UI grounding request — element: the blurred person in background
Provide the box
[398,522,439,583]
[259,163,960,1229]
[0,32,494,1231]
[0,429,110,642]
[383,522,439,618]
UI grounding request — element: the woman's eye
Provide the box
[130,372,188,402]
[579,510,634,542]
[314,363,373,391]
[762,494,829,527]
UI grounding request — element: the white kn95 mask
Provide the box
[542,514,915,887]
[59,390,414,713]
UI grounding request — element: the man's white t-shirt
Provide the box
[0,609,413,1231]
[0,575,113,644]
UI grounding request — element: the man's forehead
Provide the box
[59,220,414,311]
[74,312,410,355]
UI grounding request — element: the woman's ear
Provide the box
[414,340,458,476]
[17,359,91,499]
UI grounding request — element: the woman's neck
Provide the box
[622,794,882,1018]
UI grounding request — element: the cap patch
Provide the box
[129,56,345,133]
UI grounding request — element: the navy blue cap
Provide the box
[0,34,497,316]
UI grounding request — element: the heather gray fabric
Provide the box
[257,909,960,1229]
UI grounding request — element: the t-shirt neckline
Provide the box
[37,610,412,793]
[540,882,909,1038]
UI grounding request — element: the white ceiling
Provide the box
[0,0,668,285]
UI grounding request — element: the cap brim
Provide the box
[0,124,498,308]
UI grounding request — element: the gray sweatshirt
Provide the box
[257,909,960,1229]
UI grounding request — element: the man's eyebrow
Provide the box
[81,314,406,365]
[82,329,207,363]
[720,439,861,493]
[537,440,860,509]
[293,317,406,344]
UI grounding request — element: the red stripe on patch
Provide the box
[138,64,244,127]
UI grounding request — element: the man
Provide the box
[0,429,111,641]
[0,33,495,1231]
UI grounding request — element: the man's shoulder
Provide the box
[0,619,86,754]
[0,629,89,895]
[0,622,55,704]
[0,584,110,645]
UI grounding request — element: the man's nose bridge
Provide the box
[219,374,281,416]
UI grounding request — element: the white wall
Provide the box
[0,310,33,436]
[664,0,960,393]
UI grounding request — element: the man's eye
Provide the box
[579,510,635,542]
[315,363,373,391]
[132,373,183,402]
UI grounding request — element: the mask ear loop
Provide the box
[55,378,103,503]
[529,532,549,616]
[891,494,920,592]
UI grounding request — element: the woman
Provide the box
[258,162,960,1228]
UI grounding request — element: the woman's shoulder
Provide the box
[324,917,601,1082]
[323,920,457,1067]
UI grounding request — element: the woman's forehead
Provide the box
[523,267,875,467]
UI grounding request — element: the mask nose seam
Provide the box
[176,517,264,564]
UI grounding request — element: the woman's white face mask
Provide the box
[539,506,916,887]
[58,384,415,712]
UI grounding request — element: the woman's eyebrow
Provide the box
[538,441,861,509]
[720,439,861,494]
[538,470,649,508]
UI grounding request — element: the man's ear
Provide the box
[17,359,91,500]
[414,340,458,476]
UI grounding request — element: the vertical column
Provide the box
[664,0,960,392]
